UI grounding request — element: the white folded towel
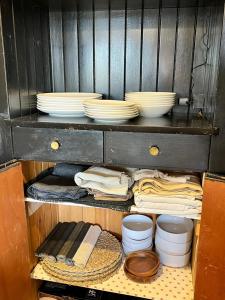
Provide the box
[134,194,202,208]
[133,201,202,212]
[73,225,101,268]
[133,169,191,183]
[75,167,133,196]
[130,206,201,220]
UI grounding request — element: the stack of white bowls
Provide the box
[155,215,193,268]
[83,100,139,124]
[122,214,153,255]
[37,93,102,117]
[125,92,176,118]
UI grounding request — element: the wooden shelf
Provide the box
[32,261,193,300]
[25,197,132,213]
[12,113,217,135]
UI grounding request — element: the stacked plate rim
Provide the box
[125,92,176,118]
[37,92,102,117]
[155,215,193,268]
[122,214,153,255]
[83,99,139,123]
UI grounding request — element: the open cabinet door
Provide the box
[0,162,32,300]
[195,174,225,300]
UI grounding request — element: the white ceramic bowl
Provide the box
[122,239,152,252]
[155,233,192,255]
[122,235,152,245]
[125,92,176,96]
[156,245,191,268]
[138,105,173,117]
[122,235,152,248]
[122,214,153,240]
[156,215,194,244]
[123,243,153,255]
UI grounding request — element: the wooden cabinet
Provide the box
[13,127,103,163]
[105,132,210,171]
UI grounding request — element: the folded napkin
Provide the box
[133,177,203,197]
[133,201,202,212]
[131,206,201,220]
[133,169,192,183]
[75,167,133,196]
[72,225,102,268]
[89,189,133,202]
[134,194,202,208]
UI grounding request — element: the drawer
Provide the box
[104,132,210,171]
[13,127,103,163]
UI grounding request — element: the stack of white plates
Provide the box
[83,100,139,123]
[155,215,193,268]
[122,214,153,255]
[125,92,176,118]
[37,93,102,117]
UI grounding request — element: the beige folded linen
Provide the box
[133,177,203,197]
[73,225,101,268]
[134,193,202,207]
[93,190,133,201]
[75,167,133,196]
[130,206,201,220]
[133,169,192,183]
[133,201,202,212]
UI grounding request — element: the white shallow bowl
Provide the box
[155,233,192,255]
[125,92,176,96]
[37,92,102,99]
[156,245,191,268]
[123,238,152,251]
[122,214,153,240]
[122,235,153,245]
[138,105,173,117]
[157,215,194,244]
[123,243,153,255]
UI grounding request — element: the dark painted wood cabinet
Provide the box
[104,132,210,171]
[13,127,103,163]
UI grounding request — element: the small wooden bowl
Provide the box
[124,266,158,283]
[124,250,160,278]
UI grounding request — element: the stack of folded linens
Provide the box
[75,167,134,202]
[36,222,122,284]
[131,169,203,219]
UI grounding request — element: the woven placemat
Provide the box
[42,231,122,284]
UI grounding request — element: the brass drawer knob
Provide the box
[50,140,60,151]
[149,146,160,156]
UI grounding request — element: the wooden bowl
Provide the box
[124,250,160,277]
[124,266,158,283]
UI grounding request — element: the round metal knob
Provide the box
[50,140,60,151]
[149,146,160,156]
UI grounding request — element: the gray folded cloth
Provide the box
[52,163,88,179]
[26,175,87,201]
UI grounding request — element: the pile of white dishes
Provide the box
[122,214,153,255]
[125,92,176,118]
[83,100,139,124]
[155,215,193,268]
[37,93,102,117]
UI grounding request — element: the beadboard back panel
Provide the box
[0,0,223,118]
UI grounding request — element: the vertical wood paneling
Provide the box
[78,0,94,92]
[125,0,142,92]
[41,7,52,93]
[141,3,159,91]
[62,2,79,92]
[110,0,125,99]
[94,0,109,97]
[173,7,196,97]
[49,0,65,92]
[158,8,177,91]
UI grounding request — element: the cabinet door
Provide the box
[195,174,225,300]
[0,117,12,163]
[0,162,33,300]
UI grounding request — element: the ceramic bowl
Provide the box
[123,243,153,255]
[156,245,191,268]
[156,215,193,244]
[155,233,192,255]
[122,235,153,245]
[122,214,153,240]
[122,237,153,251]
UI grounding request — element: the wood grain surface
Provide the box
[195,176,225,300]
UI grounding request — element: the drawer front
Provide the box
[105,132,210,171]
[13,127,103,163]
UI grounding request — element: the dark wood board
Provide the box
[11,113,217,135]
